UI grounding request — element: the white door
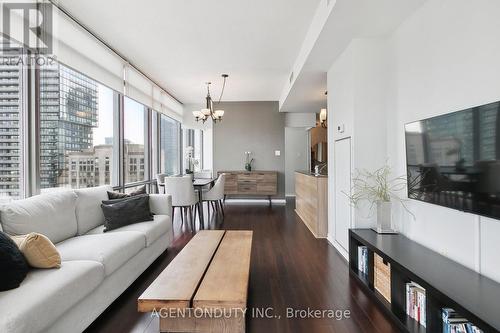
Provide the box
[334,137,352,253]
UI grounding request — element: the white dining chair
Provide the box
[164,176,199,232]
[156,173,167,194]
[202,173,226,219]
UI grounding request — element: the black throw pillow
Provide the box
[101,194,153,232]
[0,231,29,291]
[107,185,147,200]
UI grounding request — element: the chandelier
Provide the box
[192,74,228,123]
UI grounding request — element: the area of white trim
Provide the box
[279,0,336,110]
[327,236,349,261]
[225,198,286,205]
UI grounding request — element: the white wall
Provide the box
[203,128,213,172]
[284,112,315,196]
[284,112,316,128]
[328,38,391,255]
[327,0,500,282]
[285,127,310,196]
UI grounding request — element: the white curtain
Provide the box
[50,3,184,117]
[51,8,125,93]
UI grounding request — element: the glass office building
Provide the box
[39,64,99,189]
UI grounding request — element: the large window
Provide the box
[1,18,185,199]
[159,114,180,175]
[39,63,118,190]
[0,43,24,202]
[123,97,148,184]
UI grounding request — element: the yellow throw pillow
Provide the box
[11,233,61,269]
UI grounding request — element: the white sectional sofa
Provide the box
[0,185,173,333]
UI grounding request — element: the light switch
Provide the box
[275,150,281,156]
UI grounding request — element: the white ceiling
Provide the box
[280,0,427,113]
[57,0,322,104]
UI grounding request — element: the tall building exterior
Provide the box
[66,144,112,189]
[160,115,180,175]
[40,64,99,189]
[0,46,23,201]
[66,143,144,188]
[124,144,146,183]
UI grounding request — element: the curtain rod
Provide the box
[48,0,182,105]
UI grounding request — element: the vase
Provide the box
[372,201,397,234]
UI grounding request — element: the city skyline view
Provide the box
[0,55,182,200]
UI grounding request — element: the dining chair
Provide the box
[164,175,200,232]
[202,173,226,219]
[156,173,167,194]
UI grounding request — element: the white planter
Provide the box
[373,201,397,234]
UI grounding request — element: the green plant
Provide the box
[344,165,414,218]
[244,151,254,169]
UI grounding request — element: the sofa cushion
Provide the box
[107,184,146,199]
[0,191,78,243]
[0,232,29,291]
[74,185,113,235]
[11,233,61,269]
[101,195,153,232]
[0,260,104,333]
[86,215,171,247]
[56,232,145,276]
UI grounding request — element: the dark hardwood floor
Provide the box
[84,200,400,333]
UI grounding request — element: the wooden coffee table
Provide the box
[138,230,253,333]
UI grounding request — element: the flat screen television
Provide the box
[405,100,500,219]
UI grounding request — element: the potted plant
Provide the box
[345,165,414,234]
[244,151,254,171]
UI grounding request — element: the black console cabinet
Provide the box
[349,229,500,333]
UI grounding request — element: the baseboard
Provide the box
[327,236,349,262]
[225,198,286,205]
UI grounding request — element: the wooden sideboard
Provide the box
[295,171,328,238]
[218,171,278,204]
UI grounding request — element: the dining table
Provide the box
[192,177,217,228]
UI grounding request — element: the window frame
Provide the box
[122,95,150,187]
[27,60,181,196]
[1,34,183,200]
[158,112,182,176]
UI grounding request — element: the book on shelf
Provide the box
[406,281,426,327]
[442,308,483,333]
[357,246,368,276]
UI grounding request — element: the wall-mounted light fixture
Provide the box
[320,90,327,128]
[320,108,327,128]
